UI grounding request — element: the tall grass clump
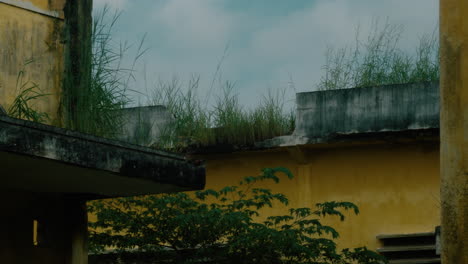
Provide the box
[150,76,213,150]
[212,85,294,146]
[85,7,146,138]
[66,6,147,138]
[318,19,439,90]
[8,60,50,123]
[149,77,294,151]
[60,5,292,148]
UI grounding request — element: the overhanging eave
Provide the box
[0,116,205,199]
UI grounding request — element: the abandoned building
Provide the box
[1,0,467,263]
[116,81,441,264]
[0,0,205,263]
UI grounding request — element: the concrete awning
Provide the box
[0,115,205,199]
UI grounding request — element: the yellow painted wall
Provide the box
[199,142,440,251]
[0,0,65,124]
[27,0,64,12]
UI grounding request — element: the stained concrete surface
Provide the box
[117,105,174,146]
[0,115,205,198]
[258,82,440,148]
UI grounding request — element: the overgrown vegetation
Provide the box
[60,7,146,138]
[60,6,293,148]
[61,12,437,150]
[317,19,439,90]
[89,167,387,264]
[147,19,438,149]
[150,77,295,151]
[80,7,148,138]
[8,60,50,123]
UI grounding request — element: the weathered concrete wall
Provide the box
[0,0,65,124]
[117,106,174,146]
[440,0,468,263]
[293,82,439,143]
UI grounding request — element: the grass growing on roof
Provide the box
[73,13,440,151]
[62,6,147,138]
[64,5,294,149]
[149,77,295,151]
[317,18,439,90]
[84,7,148,138]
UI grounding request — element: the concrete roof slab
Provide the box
[0,115,205,199]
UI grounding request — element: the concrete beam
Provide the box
[0,115,205,198]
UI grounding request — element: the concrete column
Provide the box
[66,200,88,264]
[439,0,468,263]
[62,0,93,130]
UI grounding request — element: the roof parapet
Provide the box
[259,82,440,148]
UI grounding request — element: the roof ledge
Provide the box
[0,116,205,199]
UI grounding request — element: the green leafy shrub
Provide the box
[89,168,386,264]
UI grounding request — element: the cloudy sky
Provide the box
[92,0,439,108]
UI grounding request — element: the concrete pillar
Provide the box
[66,200,88,264]
[439,0,468,263]
[0,192,69,263]
[62,0,93,130]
